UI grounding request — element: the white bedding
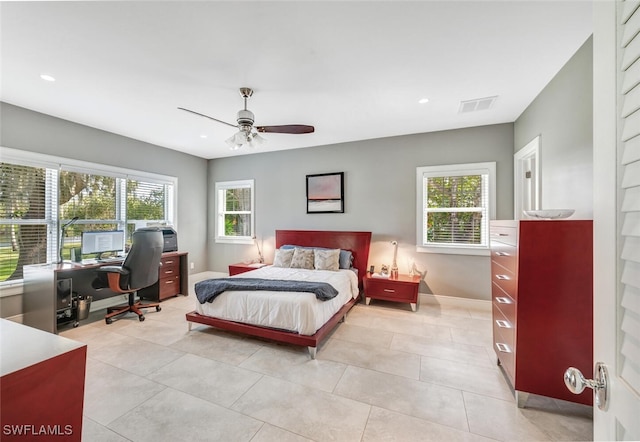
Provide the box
[195,266,359,335]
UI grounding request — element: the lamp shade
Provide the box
[225,130,266,150]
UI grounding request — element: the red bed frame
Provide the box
[185,230,371,358]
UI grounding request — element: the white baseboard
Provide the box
[90,295,130,312]
[419,293,491,311]
[185,271,227,297]
[5,313,24,324]
[189,271,224,284]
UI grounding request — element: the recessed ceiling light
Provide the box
[418,98,429,104]
[40,74,56,82]
[200,134,208,139]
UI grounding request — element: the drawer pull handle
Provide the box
[165,280,174,284]
[495,297,511,304]
[165,260,174,264]
[496,252,510,257]
[496,343,512,353]
[383,289,396,293]
[496,319,511,329]
[164,270,174,274]
[495,275,509,280]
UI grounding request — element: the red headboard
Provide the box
[275,230,372,289]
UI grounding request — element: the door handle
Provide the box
[564,363,609,410]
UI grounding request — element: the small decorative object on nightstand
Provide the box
[390,240,399,278]
[364,273,421,312]
[252,236,265,264]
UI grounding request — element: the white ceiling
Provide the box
[1,1,593,160]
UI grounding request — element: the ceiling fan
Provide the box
[178,87,315,150]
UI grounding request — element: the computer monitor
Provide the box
[81,230,125,257]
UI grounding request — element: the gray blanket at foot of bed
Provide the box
[195,277,339,304]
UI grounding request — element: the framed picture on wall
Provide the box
[306,172,344,213]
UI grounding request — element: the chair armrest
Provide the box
[95,266,130,275]
[94,267,131,293]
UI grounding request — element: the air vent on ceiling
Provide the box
[459,96,498,113]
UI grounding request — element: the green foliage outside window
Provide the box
[426,175,483,244]
[1,162,171,282]
[223,188,251,237]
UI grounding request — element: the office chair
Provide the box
[94,228,164,324]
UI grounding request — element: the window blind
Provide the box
[0,162,57,280]
[0,147,177,282]
[419,163,493,248]
[215,180,254,240]
[424,174,488,245]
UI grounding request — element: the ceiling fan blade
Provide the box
[256,125,315,134]
[177,107,237,128]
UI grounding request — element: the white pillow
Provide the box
[314,248,340,271]
[272,248,295,267]
[289,248,315,270]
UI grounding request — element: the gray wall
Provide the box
[209,123,515,300]
[0,102,209,317]
[1,31,591,308]
[514,36,593,219]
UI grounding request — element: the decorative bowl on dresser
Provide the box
[490,220,593,407]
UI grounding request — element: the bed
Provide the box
[185,230,371,358]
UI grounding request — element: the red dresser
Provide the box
[491,220,593,406]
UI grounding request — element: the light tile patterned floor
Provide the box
[60,285,593,442]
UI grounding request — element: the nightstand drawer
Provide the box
[364,277,418,302]
[228,263,269,276]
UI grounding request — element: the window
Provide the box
[0,147,176,283]
[416,162,496,255]
[215,179,254,243]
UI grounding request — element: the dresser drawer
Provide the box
[491,242,517,274]
[364,278,418,302]
[492,303,515,382]
[492,282,516,324]
[491,264,516,298]
[491,225,517,247]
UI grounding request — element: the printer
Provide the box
[160,227,178,252]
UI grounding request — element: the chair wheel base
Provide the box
[139,315,145,322]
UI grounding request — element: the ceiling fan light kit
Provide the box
[179,87,314,151]
[225,128,265,150]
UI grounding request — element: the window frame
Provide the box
[215,179,255,244]
[0,146,178,289]
[416,162,496,256]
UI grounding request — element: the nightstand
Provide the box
[363,273,421,311]
[228,262,269,276]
